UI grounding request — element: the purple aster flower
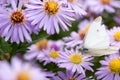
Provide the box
[58,48,94,75]
[63,31,83,48]
[37,49,61,65]
[25,0,75,34]
[114,16,120,26]
[49,40,64,51]
[85,0,120,14]
[22,0,29,4]
[108,27,120,46]
[95,53,120,80]
[0,0,10,7]
[63,19,93,48]
[0,57,50,80]
[0,0,27,7]
[0,0,33,44]
[78,19,93,30]
[24,39,48,60]
[52,70,87,80]
[24,39,64,64]
[65,0,87,18]
[114,9,120,26]
[37,40,64,65]
[78,19,93,40]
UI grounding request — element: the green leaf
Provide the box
[0,38,11,53]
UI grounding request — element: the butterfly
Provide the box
[82,16,120,56]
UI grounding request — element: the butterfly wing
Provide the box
[83,16,110,49]
[84,46,120,56]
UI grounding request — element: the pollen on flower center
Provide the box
[113,31,120,41]
[36,39,48,50]
[44,1,59,15]
[109,58,120,74]
[50,50,59,58]
[16,72,30,80]
[100,0,111,4]
[69,53,82,64]
[11,10,25,24]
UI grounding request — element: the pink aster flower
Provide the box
[85,0,120,14]
[0,0,33,43]
[52,70,87,80]
[0,57,50,80]
[108,27,120,46]
[95,53,120,80]
[25,0,75,34]
[58,48,94,75]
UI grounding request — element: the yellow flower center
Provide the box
[100,0,111,4]
[16,72,30,80]
[36,39,48,50]
[69,53,82,64]
[79,25,90,40]
[68,0,77,3]
[113,31,120,41]
[44,0,59,15]
[11,10,25,24]
[109,58,120,74]
[50,50,59,58]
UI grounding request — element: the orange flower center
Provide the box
[79,25,90,40]
[68,0,77,3]
[11,10,25,24]
[100,0,111,4]
[36,39,48,50]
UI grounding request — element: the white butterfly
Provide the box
[82,16,120,56]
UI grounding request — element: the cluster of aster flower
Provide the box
[0,0,120,80]
[0,0,86,44]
